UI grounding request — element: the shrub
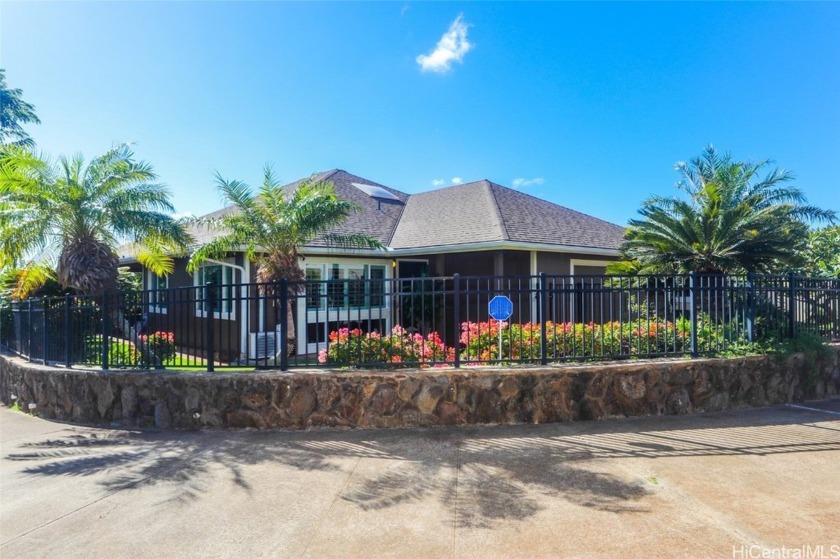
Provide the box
[139,331,176,363]
[109,341,142,366]
[318,326,453,367]
[461,318,693,362]
[84,335,141,367]
[320,313,757,367]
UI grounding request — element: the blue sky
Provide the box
[1,1,838,227]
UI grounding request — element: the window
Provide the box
[327,265,344,308]
[148,273,169,314]
[368,266,386,307]
[306,263,388,310]
[195,265,236,318]
[305,267,323,310]
[347,267,366,308]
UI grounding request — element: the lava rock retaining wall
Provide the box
[2,349,839,430]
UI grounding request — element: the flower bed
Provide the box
[318,326,454,366]
[317,314,750,367]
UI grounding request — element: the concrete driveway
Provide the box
[2,401,839,559]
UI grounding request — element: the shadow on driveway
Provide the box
[4,401,839,529]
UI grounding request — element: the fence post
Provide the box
[280,279,288,371]
[453,273,461,368]
[206,282,215,372]
[746,272,755,343]
[689,271,698,358]
[42,299,49,365]
[788,272,797,339]
[27,299,33,363]
[64,294,71,368]
[101,292,109,370]
[539,272,548,366]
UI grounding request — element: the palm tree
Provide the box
[0,70,41,148]
[0,144,191,296]
[616,146,836,275]
[186,167,384,348]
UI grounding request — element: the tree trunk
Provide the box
[286,298,296,356]
[58,239,119,295]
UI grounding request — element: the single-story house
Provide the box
[121,170,626,360]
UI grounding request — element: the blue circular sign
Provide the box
[488,295,514,321]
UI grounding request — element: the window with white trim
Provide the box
[147,272,169,314]
[305,263,388,310]
[194,264,236,318]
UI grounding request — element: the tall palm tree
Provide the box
[0,70,41,148]
[0,144,191,296]
[617,146,835,274]
[187,167,384,347]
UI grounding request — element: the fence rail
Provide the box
[1,273,838,371]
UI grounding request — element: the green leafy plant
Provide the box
[0,144,191,296]
[139,331,176,364]
[800,225,840,278]
[186,167,384,351]
[459,319,693,362]
[318,326,453,367]
[0,69,40,148]
[615,145,835,274]
[771,332,834,393]
[84,335,141,367]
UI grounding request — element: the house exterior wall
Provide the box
[143,255,246,361]
[536,252,617,276]
[135,249,620,359]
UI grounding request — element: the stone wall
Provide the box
[2,348,839,430]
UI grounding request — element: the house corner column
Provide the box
[493,251,504,276]
[530,251,538,321]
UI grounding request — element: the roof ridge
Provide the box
[486,181,510,241]
[418,180,485,194]
[313,169,341,183]
[330,169,411,198]
[489,180,625,229]
[385,195,408,247]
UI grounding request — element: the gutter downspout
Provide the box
[201,258,248,360]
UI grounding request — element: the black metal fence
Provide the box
[1,273,838,371]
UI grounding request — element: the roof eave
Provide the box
[384,241,620,257]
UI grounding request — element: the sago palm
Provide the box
[0,144,191,296]
[618,146,835,274]
[187,167,384,347]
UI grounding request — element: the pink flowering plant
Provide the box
[139,331,176,363]
[319,314,730,367]
[318,326,454,367]
[460,319,692,362]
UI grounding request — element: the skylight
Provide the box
[352,182,400,201]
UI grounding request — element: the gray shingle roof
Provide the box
[389,180,625,250]
[185,170,409,249]
[389,181,506,249]
[489,182,625,249]
[311,170,408,247]
[139,171,623,261]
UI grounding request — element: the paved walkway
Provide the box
[2,401,839,558]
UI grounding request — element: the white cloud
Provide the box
[416,14,473,73]
[431,179,445,187]
[451,177,463,185]
[511,177,544,189]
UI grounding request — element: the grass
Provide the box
[165,365,257,373]
[159,353,256,372]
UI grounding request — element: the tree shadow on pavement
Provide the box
[3,404,838,528]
